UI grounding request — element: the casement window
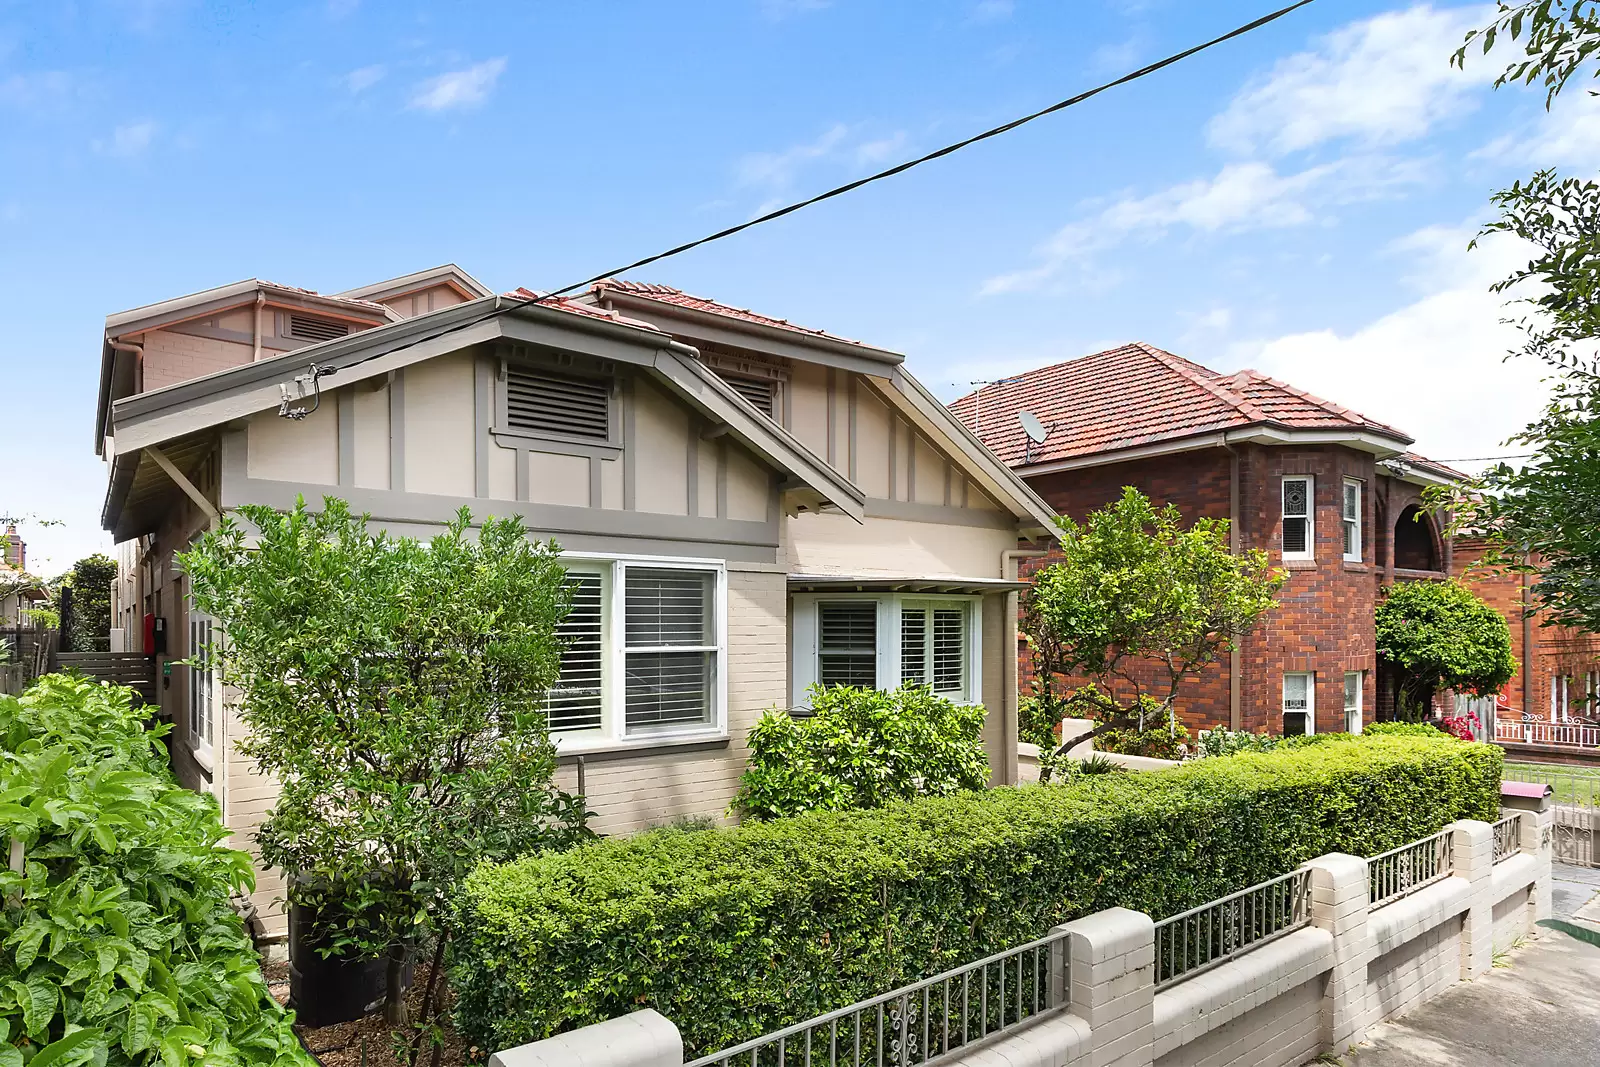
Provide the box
[1281,476,1313,560]
[1283,672,1314,736]
[1343,671,1363,735]
[1342,480,1362,562]
[793,594,982,705]
[544,557,725,748]
[188,613,216,762]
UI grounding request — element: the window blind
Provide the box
[624,568,716,731]
[505,367,610,440]
[932,609,965,694]
[1283,673,1311,736]
[819,602,877,688]
[546,572,604,732]
[900,608,927,686]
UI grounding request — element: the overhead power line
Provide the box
[279,0,1316,412]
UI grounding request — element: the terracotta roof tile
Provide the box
[590,279,869,347]
[503,287,661,329]
[948,342,1413,467]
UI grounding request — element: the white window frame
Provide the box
[1343,671,1363,735]
[790,592,983,707]
[1342,479,1362,563]
[1283,671,1315,736]
[188,611,217,770]
[1281,475,1314,561]
[546,552,727,753]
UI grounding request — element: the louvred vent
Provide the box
[719,373,776,416]
[506,367,611,440]
[288,315,351,342]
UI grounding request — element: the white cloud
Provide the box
[1236,226,1548,461]
[1478,88,1600,170]
[408,58,507,112]
[1208,4,1491,157]
[980,157,1423,295]
[93,120,157,157]
[970,0,1014,23]
[738,124,850,189]
[736,123,909,214]
[343,64,386,93]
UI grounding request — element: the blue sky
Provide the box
[0,0,1574,573]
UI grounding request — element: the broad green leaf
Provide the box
[28,1028,102,1067]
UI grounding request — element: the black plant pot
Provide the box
[287,879,414,1028]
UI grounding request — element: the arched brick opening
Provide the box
[1394,504,1440,572]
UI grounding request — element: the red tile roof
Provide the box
[590,279,871,347]
[503,287,662,328]
[947,342,1414,468]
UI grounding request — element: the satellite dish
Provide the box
[1019,410,1049,444]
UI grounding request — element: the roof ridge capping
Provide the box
[1128,342,1274,424]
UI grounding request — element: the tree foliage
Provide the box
[733,684,989,820]
[0,674,312,1067]
[179,498,592,1032]
[1023,488,1283,751]
[62,554,116,653]
[1375,581,1516,718]
[1440,5,1600,632]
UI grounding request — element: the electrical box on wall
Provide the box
[143,614,167,656]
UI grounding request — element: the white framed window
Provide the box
[1343,671,1363,734]
[1282,476,1313,560]
[792,593,982,705]
[544,555,726,750]
[1283,671,1314,736]
[1342,479,1362,562]
[188,612,216,765]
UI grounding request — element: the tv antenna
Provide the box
[1018,410,1050,464]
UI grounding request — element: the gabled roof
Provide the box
[335,263,493,304]
[101,293,865,538]
[949,342,1414,469]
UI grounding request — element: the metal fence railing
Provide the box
[1368,829,1454,909]
[1153,868,1312,990]
[1496,719,1600,749]
[1492,813,1523,864]
[684,929,1069,1067]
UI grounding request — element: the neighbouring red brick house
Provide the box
[951,342,1465,736]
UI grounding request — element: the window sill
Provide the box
[553,730,730,763]
[1393,568,1446,581]
[1342,561,1369,573]
[1282,559,1318,571]
[189,740,215,775]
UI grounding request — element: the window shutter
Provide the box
[624,569,716,731]
[900,608,927,686]
[287,314,351,342]
[818,602,877,688]
[718,373,776,417]
[505,367,611,440]
[546,573,604,732]
[1282,478,1310,555]
[932,609,965,695]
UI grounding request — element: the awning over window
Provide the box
[786,574,1029,595]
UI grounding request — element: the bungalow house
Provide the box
[950,342,1469,736]
[95,265,1058,935]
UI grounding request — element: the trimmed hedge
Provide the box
[0,675,312,1067]
[451,735,1500,1057]
[1364,721,1446,737]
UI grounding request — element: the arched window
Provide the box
[1394,505,1439,571]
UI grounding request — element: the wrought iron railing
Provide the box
[1368,829,1453,909]
[684,930,1069,1067]
[1496,718,1600,749]
[1152,868,1312,990]
[1492,813,1523,864]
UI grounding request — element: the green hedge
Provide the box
[451,735,1501,1057]
[0,675,312,1067]
[1364,721,1447,737]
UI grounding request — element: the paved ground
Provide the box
[1341,863,1600,1067]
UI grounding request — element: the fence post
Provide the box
[1062,906,1154,1067]
[1303,853,1370,1055]
[1449,820,1495,980]
[488,1010,683,1067]
[1515,800,1555,921]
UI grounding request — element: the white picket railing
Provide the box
[1495,718,1600,749]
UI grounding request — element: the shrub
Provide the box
[0,675,312,1067]
[452,735,1500,1057]
[732,685,990,819]
[1364,721,1447,737]
[1195,728,1280,758]
[1090,695,1190,760]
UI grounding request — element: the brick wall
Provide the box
[1019,443,1386,736]
[141,329,255,392]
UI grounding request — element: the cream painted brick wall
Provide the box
[142,329,253,391]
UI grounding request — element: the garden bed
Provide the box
[267,957,476,1067]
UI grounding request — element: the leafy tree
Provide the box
[1440,6,1600,631]
[733,684,989,819]
[1024,488,1284,760]
[1374,581,1516,720]
[179,497,592,1044]
[62,554,116,652]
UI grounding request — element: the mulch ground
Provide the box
[264,956,479,1067]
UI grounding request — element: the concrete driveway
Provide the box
[1341,863,1600,1067]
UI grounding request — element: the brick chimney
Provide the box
[2,525,23,571]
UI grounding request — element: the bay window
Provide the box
[544,557,725,748]
[795,594,981,705]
